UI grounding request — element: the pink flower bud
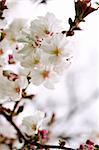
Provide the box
[38,129,49,140]
[86,140,94,145]
[79,144,85,149]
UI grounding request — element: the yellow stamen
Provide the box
[52,48,62,56]
[33,58,40,65]
[32,124,37,131]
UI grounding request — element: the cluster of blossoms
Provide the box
[0,2,73,148]
[0,12,72,105]
[78,140,99,150]
[14,13,72,89]
[0,6,72,149]
[0,0,99,149]
[0,0,98,102]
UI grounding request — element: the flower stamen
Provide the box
[42,70,50,79]
[15,87,20,93]
[52,48,62,56]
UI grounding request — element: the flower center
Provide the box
[11,36,16,42]
[42,70,49,79]
[44,28,50,35]
[52,48,62,56]
[32,123,37,131]
[15,87,20,93]
[33,58,40,65]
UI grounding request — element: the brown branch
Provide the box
[0,111,26,142]
[0,107,76,150]
[10,100,20,118]
[31,142,75,150]
[62,18,80,37]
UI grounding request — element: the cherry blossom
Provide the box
[0,1,98,149]
[21,111,45,136]
[0,74,28,103]
[41,33,72,65]
[2,19,27,51]
[30,12,63,38]
[30,66,59,89]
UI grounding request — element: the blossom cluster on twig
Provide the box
[0,0,99,149]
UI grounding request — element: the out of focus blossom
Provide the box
[0,144,10,150]
[0,74,28,103]
[2,19,27,50]
[21,111,45,136]
[78,139,99,150]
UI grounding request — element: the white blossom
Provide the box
[2,19,27,50]
[31,66,59,89]
[21,110,45,136]
[1,12,72,90]
[41,33,72,65]
[16,32,41,59]
[53,58,72,75]
[19,49,42,69]
[30,12,63,38]
[0,74,28,103]
[0,19,7,29]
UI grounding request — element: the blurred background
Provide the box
[3,0,99,148]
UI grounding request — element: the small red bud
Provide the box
[86,140,94,145]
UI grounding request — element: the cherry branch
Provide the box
[31,142,75,150]
[0,106,75,150]
[0,110,26,143]
[62,0,99,36]
[10,100,20,118]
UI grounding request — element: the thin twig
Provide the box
[0,111,26,142]
[31,142,75,150]
[0,108,75,150]
[10,100,20,118]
